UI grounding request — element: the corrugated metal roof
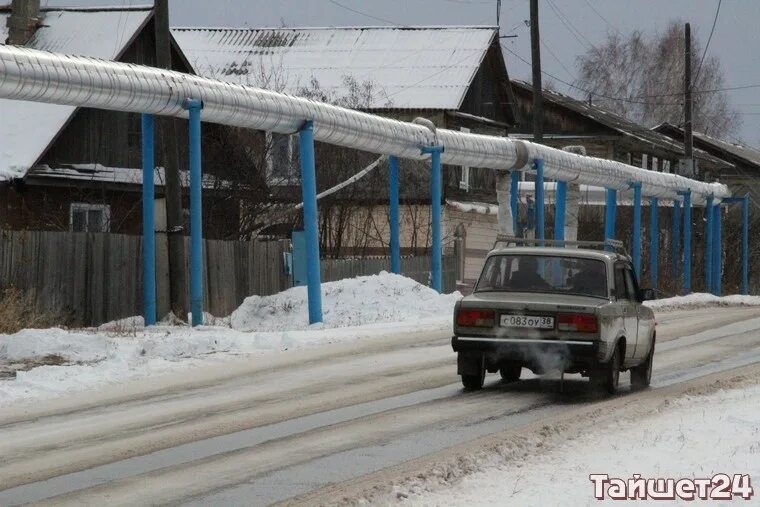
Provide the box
[0,7,152,180]
[510,80,732,170]
[171,26,497,110]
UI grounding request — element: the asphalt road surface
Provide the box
[1,307,760,506]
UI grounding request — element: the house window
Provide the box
[459,127,470,191]
[70,203,111,232]
[266,132,299,184]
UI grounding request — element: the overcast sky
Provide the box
[44,0,760,147]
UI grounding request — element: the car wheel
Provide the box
[631,337,655,389]
[591,343,621,395]
[461,363,485,391]
[499,362,522,382]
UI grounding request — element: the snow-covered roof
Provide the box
[653,122,760,171]
[27,164,228,190]
[0,6,153,181]
[171,26,498,110]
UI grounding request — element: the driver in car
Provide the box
[507,256,550,291]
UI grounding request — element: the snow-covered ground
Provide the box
[2,273,758,408]
[0,273,459,407]
[405,381,760,506]
[645,293,760,311]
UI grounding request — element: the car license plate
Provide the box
[500,315,554,329]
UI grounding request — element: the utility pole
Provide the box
[496,0,501,26]
[530,0,543,143]
[683,22,694,177]
[154,0,188,321]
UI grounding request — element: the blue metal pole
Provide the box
[534,160,545,242]
[631,182,642,277]
[649,197,658,291]
[429,147,443,293]
[713,204,722,295]
[388,155,400,274]
[742,196,749,295]
[604,188,617,251]
[184,99,204,327]
[554,180,567,241]
[681,190,692,294]
[510,170,519,236]
[705,194,713,293]
[298,120,323,323]
[141,114,156,326]
[671,199,681,277]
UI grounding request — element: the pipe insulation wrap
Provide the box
[0,45,730,204]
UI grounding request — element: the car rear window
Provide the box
[475,255,608,298]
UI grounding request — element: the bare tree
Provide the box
[575,21,740,136]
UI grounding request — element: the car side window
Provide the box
[624,266,641,302]
[614,266,628,300]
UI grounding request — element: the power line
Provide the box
[546,0,595,50]
[326,0,406,26]
[502,43,760,103]
[693,0,723,87]
[581,0,620,35]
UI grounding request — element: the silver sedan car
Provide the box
[452,245,656,393]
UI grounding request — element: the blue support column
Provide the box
[705,194,713,293]
[421,146,443,293]
[554,180,567,241]
[713,204,722,295]
[184,99,204,327]
[649,197,659,291]
[510,170,519,236]
[298,120,323,323]
[141,114,156,326]
[681,190,692,294]
[742,196,750,295]
[671,199,681,276]
[534,160,545,242]
[631,182,642,277]
[604,188,617,251]
[388,155,400,274]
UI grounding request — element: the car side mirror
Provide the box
[639,288,656,301]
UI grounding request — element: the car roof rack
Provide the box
[492,235,629,257]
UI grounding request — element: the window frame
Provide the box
[265,131,299,185]
[69,203,111,233]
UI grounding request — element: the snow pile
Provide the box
[645,293,760,311]
[230,272,461,332]
[406,382,760,506]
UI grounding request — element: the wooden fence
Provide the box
[0,230,458,326]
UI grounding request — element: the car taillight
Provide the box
[558,313,598,333]
[456,309,495,327]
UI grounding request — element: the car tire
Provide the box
[631,336,655,389]
[499,362,522,382]
[591,343,621,395]
[461,364,485,391]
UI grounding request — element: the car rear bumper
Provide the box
[452,335,600,366]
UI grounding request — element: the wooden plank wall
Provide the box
[0,231,457,327]
[0,230,289,326]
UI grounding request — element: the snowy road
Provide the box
[1,307,760,505]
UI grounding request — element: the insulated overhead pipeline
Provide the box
[0,45,729,204]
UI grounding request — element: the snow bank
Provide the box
[0,273,459,406]
[405,382,760,506]
[645,293,760,311]
[230,272,461,332]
